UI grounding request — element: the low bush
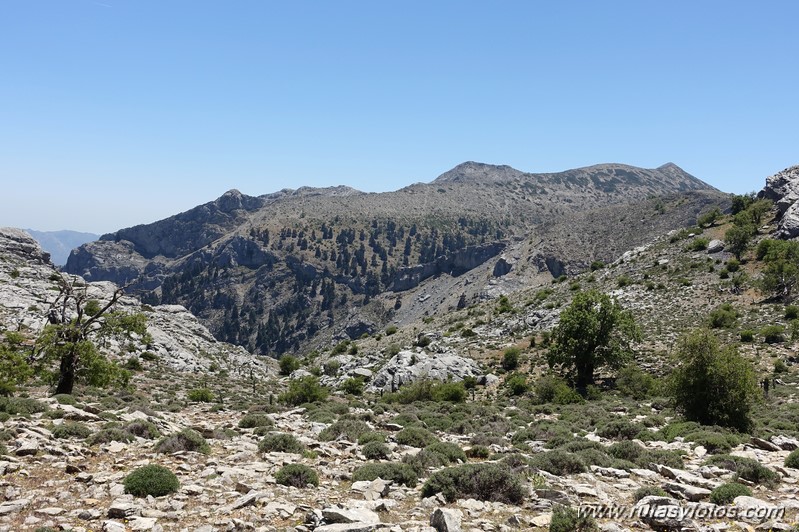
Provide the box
[466,445,490,459]
[87,427,135,445]
[707,303,738,329]
[52,422,92,440]
[784,449,799,469]
[529,450,586,475]
[396,426,438,448]
[684,431,739,454]
[124,464,179,497]
[352,462,418,487]
[506,373,529,396]
[280,376,328,406]
[740,330,755,342]
[357,431,386,445]
[616,366,658,399]
[238,412,274,429]
[341,377,365,396]
[187,388,214,403]
[549,504,598,532]
[362,441,391,460]
[124,420,161,439]
[278,355,300,376]
[535,376,583,405]
[502,347,520,371]
[706,455,778,487]
[319,419,371,442]
[0,397,48,416]
[633,486,668,502]
[258,432,304,454]
[425,442,467,464]
[155,428,210,454]
[709,482,752,505]
[275,464,318,488]
[762,325,785,344]
[421,463,526,503]
[597,418,642,441]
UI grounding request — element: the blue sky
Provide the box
[2,1,797,233]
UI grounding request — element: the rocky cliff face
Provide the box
[0,227,274,377]
[63,162,728,357]
[760,164,799,239]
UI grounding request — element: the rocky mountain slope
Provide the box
[0,227,274,378]
[64,162,728,358]
[0,167,798,532]
[25,229,99,267]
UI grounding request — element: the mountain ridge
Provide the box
[64,160,729,357]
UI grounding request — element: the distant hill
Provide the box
[64,161,728,357]
[26,229,99,266]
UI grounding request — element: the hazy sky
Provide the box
[2,1,797,234]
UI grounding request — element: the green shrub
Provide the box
[689,237,709,251]
[786,306,799,320]
[684,431,738,454]
[607,440,645,463]
[258,432,304,454]
[708,303,738,329]
[709,482,752,505]
[431,381,467,402]
[275,464,318,488]
[362,441,391,460]
[123,464,179,497]
[341,377,365,396]
[617,275,633,288]
[549,504,598,532]
[52,422,92,440]
[590,261,605,271]
[357,431,386,445]
[187,388,214,403]
[124,420,160,439]
[466,445,490,459]
[352,462,418,487]
[0,397,48,416]
[421,463,525,503]
[385,325,398,336]
[774,359,788,374]
[320,419,371,442]
[740,330,755,342]
[706,455,778,487]
[155,428,210,454]
[506,373,529,396]
[616,366,657,399]
[87,427,135,445]
[424,442,467,464]
[279,355,301,376]
[784,449,799,469]
[529,450,586,475]
[280,376,328,406]
[762,325,785,344]
[502,347,520,370]
[597,418,642,441]
[53,394,77,405]
[238,412,274,429]
[396,426,438,448]
[535,376,583,405]
[669,330,759,432]
[633,486,668,502]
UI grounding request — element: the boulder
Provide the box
[706,239,724,253]
[369,350,482,393]
[430,508,462,532]
[760,165,799,239]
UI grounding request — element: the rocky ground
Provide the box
[2,165,799,532]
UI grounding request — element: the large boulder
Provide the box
[369,350,482,393]
[759,165,799,239]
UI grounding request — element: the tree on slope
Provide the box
[669,329,758,432]
[547,290,640,390]
[35,273,149,395]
